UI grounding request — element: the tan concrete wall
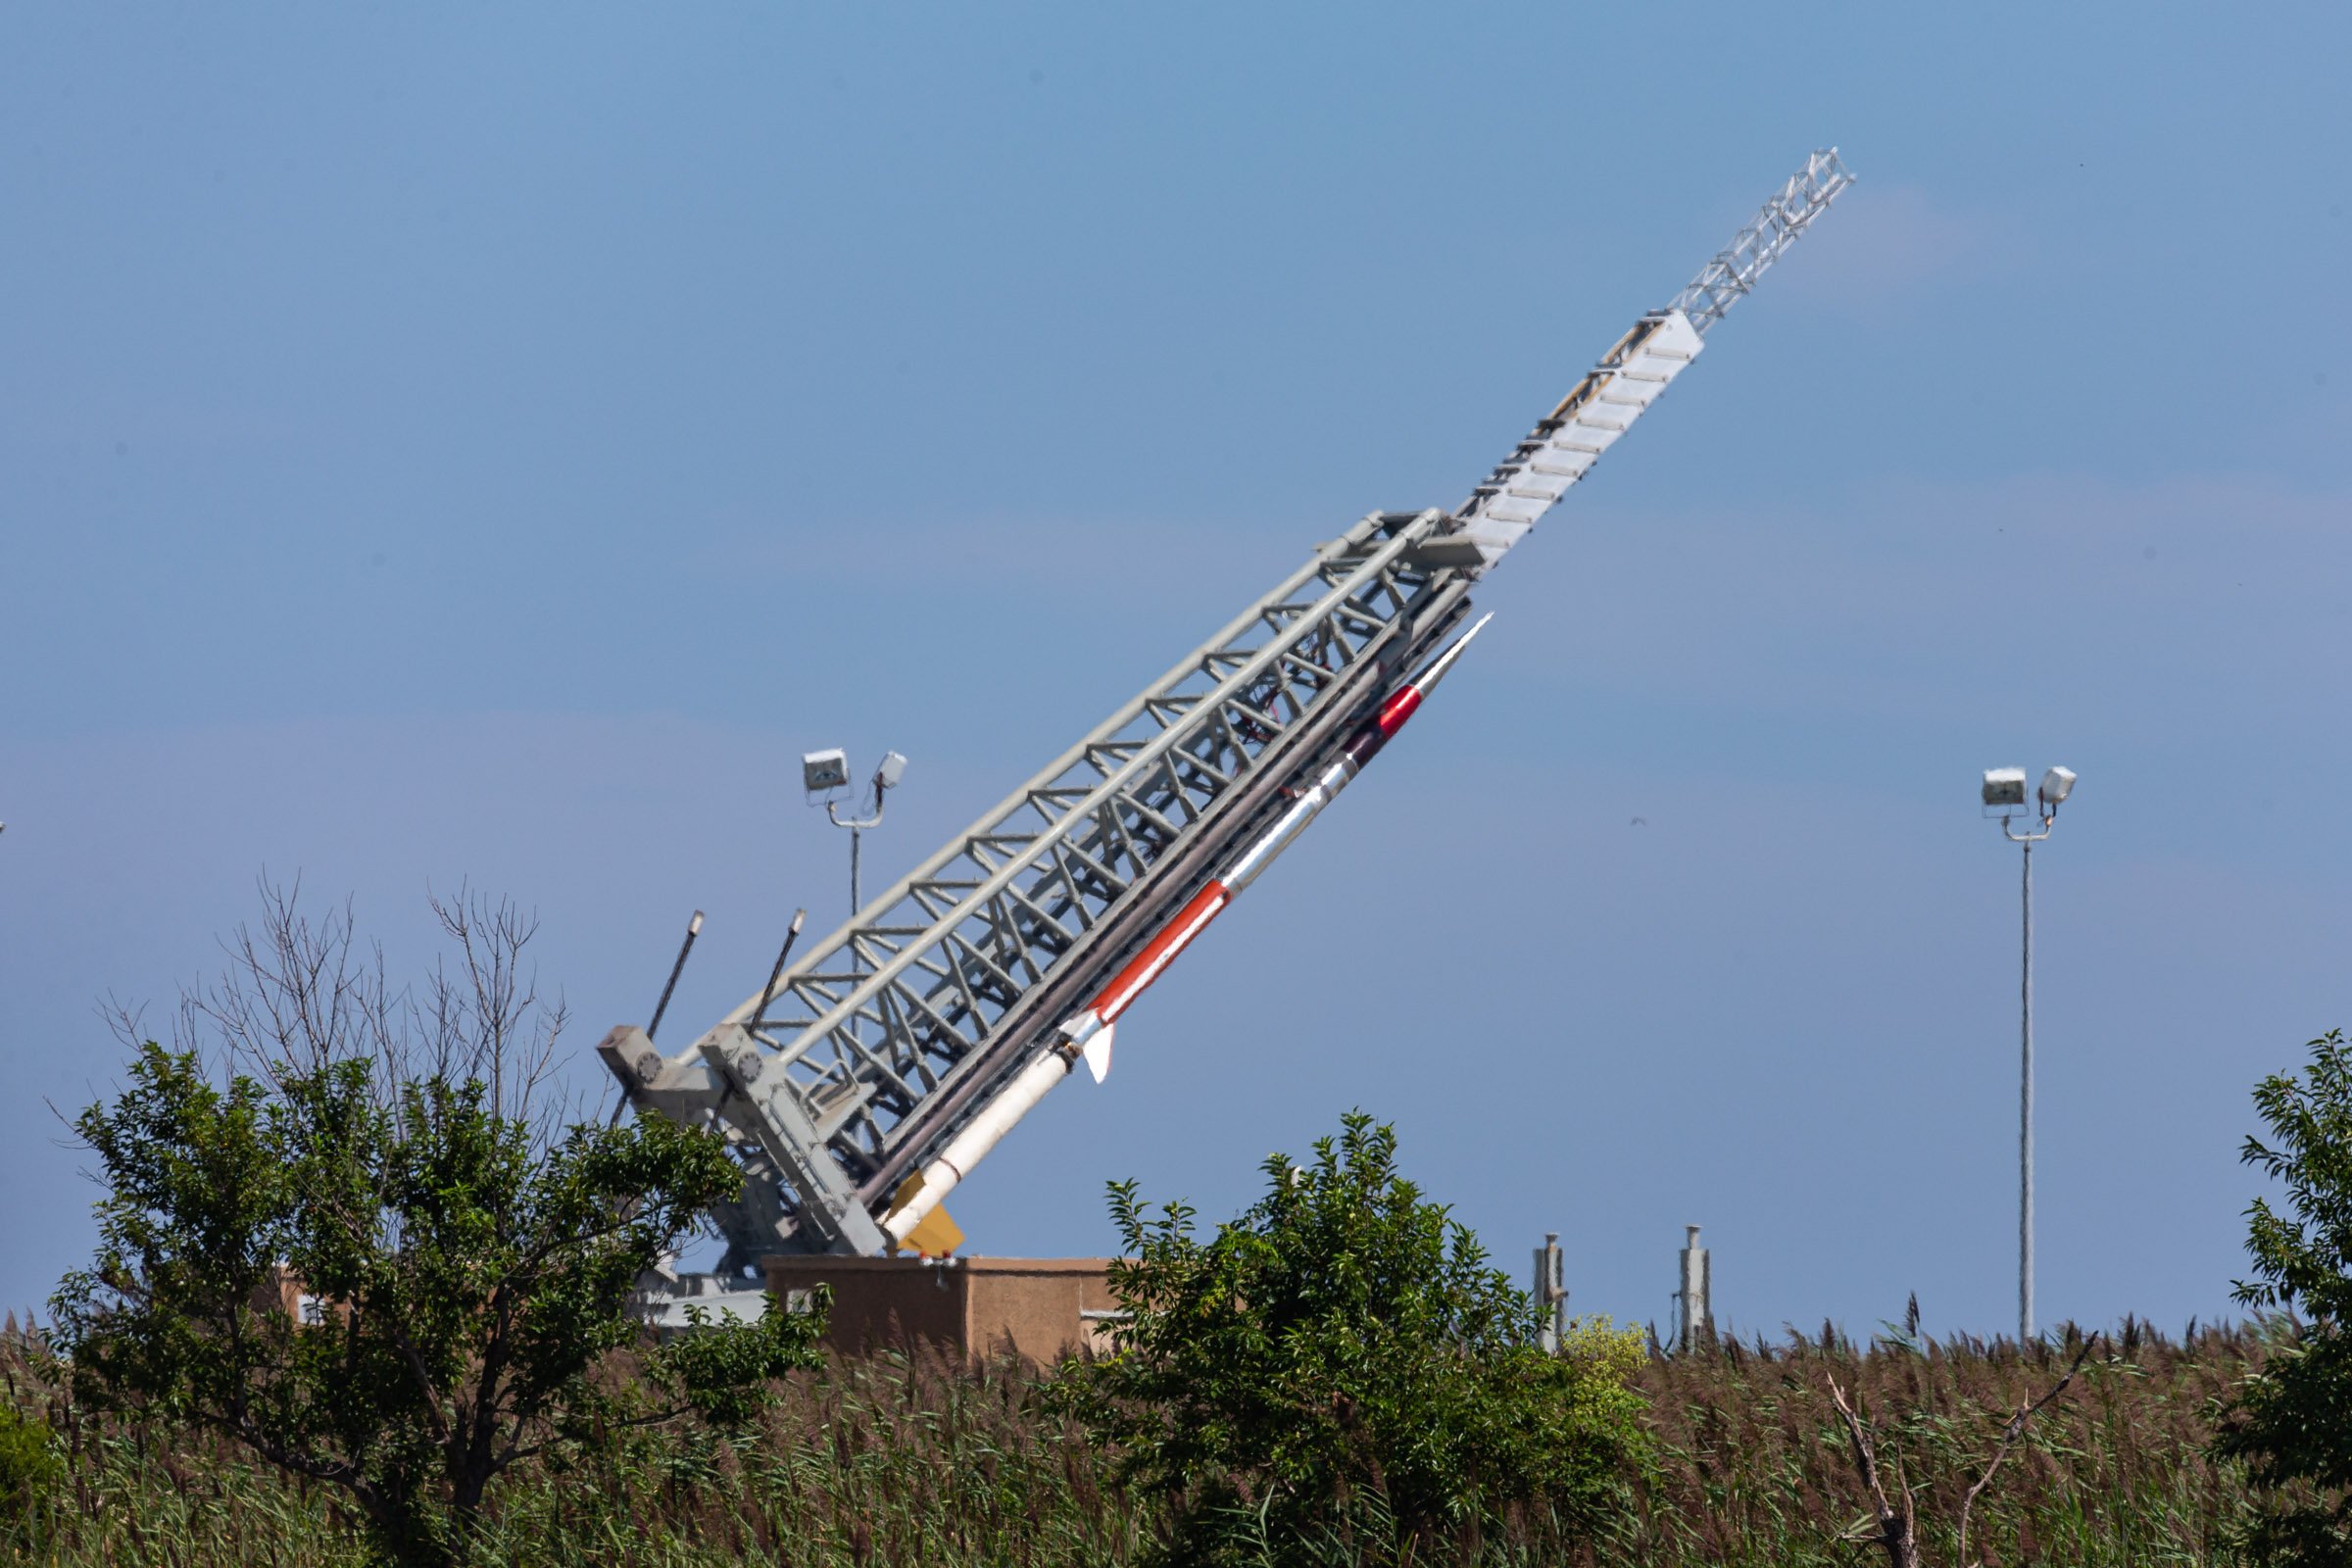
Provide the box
[763,1255,1116,1363]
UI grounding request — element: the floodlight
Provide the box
[875,751,908,791]
[1981,767,2027,808]
[803,747,851,794]
[1980,759,2082,1343]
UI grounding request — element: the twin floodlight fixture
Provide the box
[1981,764,2077,820]
[802,748,907,807]
[805,748,910,915]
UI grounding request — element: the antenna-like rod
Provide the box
[752,908,808,1033]
[647,909,705,1043]
[614,908,710,1129]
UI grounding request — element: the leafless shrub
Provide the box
[100,877,576,1146]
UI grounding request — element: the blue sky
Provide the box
[4,4,2347,1341]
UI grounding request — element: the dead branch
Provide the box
[1829,1373,1921,1568]
[1827,1328,2100,1568]
[423,885,567,1137]
[114,879,581,1151]
[1954,1333,2099,1566]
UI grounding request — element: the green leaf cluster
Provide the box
[51,1041,822,1566]
[2218,1028,2352,1565]
[1055,1111,1646,1566]
[0,1400,65,1531]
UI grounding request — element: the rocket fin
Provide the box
[1081,1021,1115,1083]
[884,1173,927,1222]
[901,1203,964,1258]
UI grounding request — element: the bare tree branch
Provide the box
[1955,1334,2099,1567]
[1825,1330,2098,1568]
[155,878,579,1152]
[1829,1373,1921,1568]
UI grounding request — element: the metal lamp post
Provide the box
[1981,763,2076,1345]
[804,747,908,919]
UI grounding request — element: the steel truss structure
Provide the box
[600,149,1853,1271]
[1669,149,1855,334]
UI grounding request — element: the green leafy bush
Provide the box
[0,1400,64,1529]
[1055,1111,1647,1566]
[2217,1028,2352,1565]
[48,891,825,1568]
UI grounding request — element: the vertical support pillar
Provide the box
[2020,835,2035,1346]
[1532,1232,1566,1352]
[1677,1225,1711,1351]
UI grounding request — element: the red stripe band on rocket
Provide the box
[882,612,1492,1246]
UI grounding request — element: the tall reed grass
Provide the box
[1,1311,2277,1566]
[1602,1315,2272,1567]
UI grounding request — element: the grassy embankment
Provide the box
[0,1315,2277,1566]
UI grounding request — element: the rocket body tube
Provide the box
[887,1047,1071,1232]
[881,613,1491,1247]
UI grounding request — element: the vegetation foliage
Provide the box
[0,1391,65,1532]
[24,888,2352,1568]
[4,1312,2286,1567]
[1622,1312,2266,1567]
[45,890,822,1566]
[2215,1028,2352,1565]
[1054,1111,1650,1564]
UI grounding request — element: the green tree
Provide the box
[2217,1028,2352,1565]
[49,889,823,1567]
[1055,1111,1647,1566]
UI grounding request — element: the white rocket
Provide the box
[883,612,1492,1246]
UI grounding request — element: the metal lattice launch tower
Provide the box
[599,150,1855,1282]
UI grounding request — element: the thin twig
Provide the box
[1955,1333,2099,1565]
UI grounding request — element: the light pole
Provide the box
[1980,763,2077,1345]
[804,746,908,919]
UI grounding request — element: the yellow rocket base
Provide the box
[897,1204,964,1257]
[885,1175,965,1256]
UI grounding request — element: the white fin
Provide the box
[1081,1021,1115,1083]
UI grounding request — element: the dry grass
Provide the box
[2,1324,1142,1568]
[1604,1314,2272,1567]
[2,1310,2279,1566]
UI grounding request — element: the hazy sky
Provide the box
[5,5,2348,1342]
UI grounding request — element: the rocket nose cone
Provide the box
[1410,612,1494,698]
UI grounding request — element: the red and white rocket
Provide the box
[883,612,1492,1246]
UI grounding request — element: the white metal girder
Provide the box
[1443,309,1708,570]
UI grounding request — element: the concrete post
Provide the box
[1532,1232,1566,1352]
[1677,1225,1711,1350]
